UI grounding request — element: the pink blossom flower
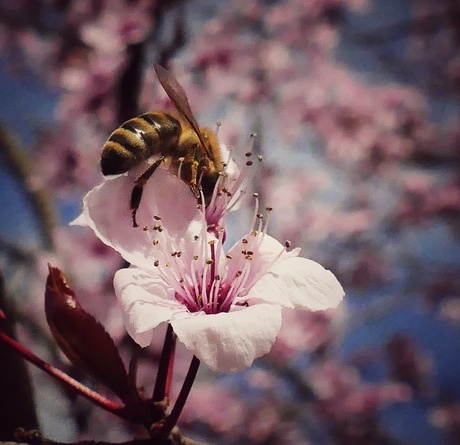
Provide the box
[76,165,344,372]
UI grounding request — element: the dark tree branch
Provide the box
[0,123,56,251]
[117,42,146,124]
[0,271,38,440]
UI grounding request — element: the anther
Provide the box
[205,258,214,265]
[257,155,263,161]
[152,239,159,245]
[245,152,252,157]
[285,240,292,248]
[246,160,253,166]
[154,260,160,267]
[154,214,161,220]
[265,206,273,212]
[242,238,248,244]
[143,225,149,231]
[253,193,259,198]
[256,213,263,219]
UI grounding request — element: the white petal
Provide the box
[69,212,87,227]
[246,257,344,310]
[171,304,282,372]
[226,233,298,292]
[81,167,203,268]
[114,267,184,347]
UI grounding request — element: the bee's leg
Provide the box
[130,156,166,227]
[183,148,201,200]
[189,160,201,200]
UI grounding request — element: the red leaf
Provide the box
[45,265,129,400]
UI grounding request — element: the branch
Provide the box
[0,329,130,421]
[0,123,56,250]
[0,271,38,439]
[2,427,209,445]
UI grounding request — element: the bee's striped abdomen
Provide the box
[100,112,181,175]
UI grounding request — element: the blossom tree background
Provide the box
[1,0,460,444]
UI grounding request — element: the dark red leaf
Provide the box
[45,265,129,400]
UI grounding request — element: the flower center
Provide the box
[143,146,289,316]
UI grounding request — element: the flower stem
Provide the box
[152,324,176,402]
[160,355,200,438]
[0,330,130,420]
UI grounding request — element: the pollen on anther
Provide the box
[152,239,159,246]
[257,155,263,161]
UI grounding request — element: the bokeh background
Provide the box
[1,0,460,444]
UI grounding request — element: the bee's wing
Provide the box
[154,64,211,157]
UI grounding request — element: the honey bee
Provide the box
[100,64,223,227]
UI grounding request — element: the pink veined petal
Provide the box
[245,256,344,310]
[81,166,203,268]
[114,267,184,347]
[170,304,282,372]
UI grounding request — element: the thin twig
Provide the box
[152,324,177,402]
[0,330,130,421]
[159,356,200,438]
